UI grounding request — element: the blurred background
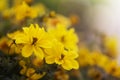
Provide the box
[39,0,120,60]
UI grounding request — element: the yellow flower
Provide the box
[0,37,21,54]
[54,70,69,80]
[19,60,27,75]
[45,42,79,70]
[28,72,46,80]
[69,14,79,25]
[103,36,117,58]
[26,67,45,80]
[0,37,10,54]
[32,3,46,17]
[48,23,78,51]
[104,61,120,77]
[78,47,94,67]
[26,68,35,77]
[32,58,43,67]
[87,68,102,80]
[0,0,8,12]
[20,65,45,80]
[90,51,110,67]
[13,2,38,21]
[2,9,13,19]
[8,24,51,59]
[20,65,27,75]
[45,14,71,29]
[19,60,26,66]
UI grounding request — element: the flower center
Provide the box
[32,37,38,45]
[60,54,64,60]
[61,36,65,43]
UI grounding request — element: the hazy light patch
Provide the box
[92,0,120,64]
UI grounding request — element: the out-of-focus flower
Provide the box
[19,60,45,80]
[103,36,117,58]
[26,68,35,77]
[54,70,69,80]
[0,37,11,54]
[48,23,78,51]
[45,14,71,29]
[104,61,120,77]
[87,68,103,80]
[13,2,38,21]
[2,9,13,19]
[0,37,21,54]
[19,60,26,66]
[78,47,94,67]
[69,14,80,25]
[26,68,46,80]
[32,57,44,67]
[0,0,8,12]
[32,3,46,17]
[27,72,46,80]
[13,0,33,6]
[91,51,110,68]
[19,60,27,75]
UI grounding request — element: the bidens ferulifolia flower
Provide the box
[45,42,79,70]
[8,24,51,59]
[48,23,78,52]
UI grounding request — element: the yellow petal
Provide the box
[23,27,29,34]
[62,60,72,70]
[30,72,46,80]
[37,39,51,48]
[71,60,79,69]
[19,60,26,66]
[26,68,35,77]
[33,47,44,60]
[15,33,30,44]
[45,56,55,64]
[20,66,27,75]
[22,45,33,57]
[65,51,78,59]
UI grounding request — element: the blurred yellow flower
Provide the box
[91,51,110,67]
[20,66,45,80]
[45,42,79,70]
[0,37,21,54]
[19,60,45,80]
[26,68,35,77]
[48,23,78,51]
[104,61,120,77]
[32,58,43,67]
[78,47,94,67]
[13,2,38,21]
[103,36,118,58]
[19,60,26,66]
[45,14,71,29]
[28,72,46,80]
[20,65,27,75]
[0,0,8,12]
[2,8,13,19]
[32,3,46,17]
[87,68,102,80]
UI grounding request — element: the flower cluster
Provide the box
[0,0,80,79]
[78,35,119,80]
[8,23,79,70]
